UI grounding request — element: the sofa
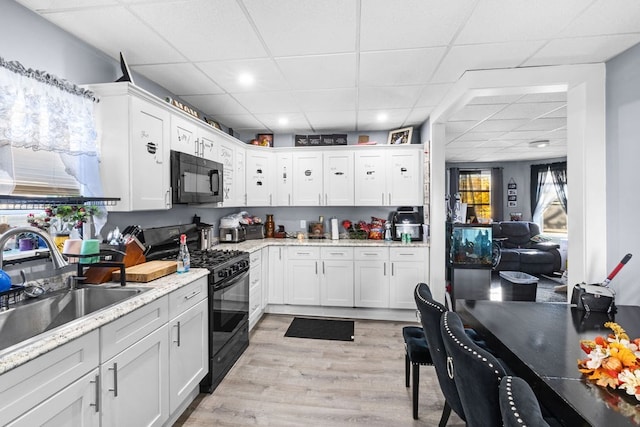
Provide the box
[492,221,561,275]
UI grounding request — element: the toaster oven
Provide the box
[219,227,246,243]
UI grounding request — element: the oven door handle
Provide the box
[214,269,249,292]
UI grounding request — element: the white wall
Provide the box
[606,43,640,305]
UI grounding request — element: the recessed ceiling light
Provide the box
[530,140,549,148]
[237,72,255,87]
[377,113,388,122]
[278,117,289,126]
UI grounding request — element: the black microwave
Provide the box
[170,150,223,204]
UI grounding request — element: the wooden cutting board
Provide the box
[112,260,177,283]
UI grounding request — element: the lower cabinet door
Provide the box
[354,261,389,308]
[7,369,100,427]
[101,325,169,427]
[169,299,208,414]
[321,260,354,307]
[389,261,426,309]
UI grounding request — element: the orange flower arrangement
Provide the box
[578,322,640,400]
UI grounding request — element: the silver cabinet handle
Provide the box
[184,290,201,300]
[270,194,272,206]
[392,263,395,276]
[318,194,322,205]
[388,193,391,204]
[382,193,385,205]
[288,194,291,206]
[90,374,100,412]
[174,321,181,347]
[384,263,386,276]
[325,194,328,205]
[165,189,171,207]
[322,261,325,274]
[279,247,282,260]
[109,363,118,397]
[315,261,318,275]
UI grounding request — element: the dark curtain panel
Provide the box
[448,167,460,217]
[491,167,503,221]
[530,164,548,217]
[549,161,568,213]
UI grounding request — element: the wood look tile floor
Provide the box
[174,314,465,426]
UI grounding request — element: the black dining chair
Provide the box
[441,310,506,427]
[414,283,466,427]
[499,376,550,427]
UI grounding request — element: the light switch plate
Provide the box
[300,220,306,229]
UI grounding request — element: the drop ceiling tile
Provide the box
[560,0,640,38]
[180,93,249,116]
[431,41,545,84]
[291,88,357,112]
[446,121,477,134]
[448,104,507,122]
[129,0,267,61]
[359,48,446,86]
[358,109,411,131]
[519,92,567,103]
[455,0,588,44]
[42,6,185,64]
[516,117,566,131]
[404,108,432,127]
[446,140,489,150]
[415,83,454,108]
[540,105,567,119]
[276,54,357,90]
[359,86,422,110]
[243,0,356,56]
[212,114,265,130]
[131,63,222,96]
[232,91,300,114]
[17,0,117,9]
[360,0,474,51]
[497,130,555,141]
[469,94,524,105]
[472,119,529,133]
[306,111,357,131]
[524,34,640,66]
[490,102,566,120]
[198,58,288,93]
[252,113,310,131]
[455,131,506,142]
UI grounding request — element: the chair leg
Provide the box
[438,401,452,427]
[412,362,419,420]
[405,354,410,388]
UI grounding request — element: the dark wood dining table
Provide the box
[457,300,640,427]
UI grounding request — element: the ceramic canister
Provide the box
[80,239,100,264]
[62,239,83,263]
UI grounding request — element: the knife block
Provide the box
[82,238,146,284]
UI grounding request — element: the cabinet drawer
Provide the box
[101,295,168,362]
[169,276,208,319]
[390,247,427,262]
[0,329,99,424]
[354,247,388,261]
[287,247,320,259]
[321,247,353,260]
[249,250,262,265]
[250,265,261,288]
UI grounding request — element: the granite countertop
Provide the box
[0,268,209,375]
[216,237,430,253]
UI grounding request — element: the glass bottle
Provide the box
[177,233,190,273]
[384,222,392,241]
[265,214,275,238]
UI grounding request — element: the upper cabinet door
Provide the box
[234,145,246,207]
[388,150,423,206]
[275,152,293,206]
[354,150,387,206]
[170,115,199,157]
[217,140,236,207]
[323,151,354,206]
[292,152,323,206]
[246,150,273,206]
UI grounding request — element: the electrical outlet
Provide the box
[300,220,306,230]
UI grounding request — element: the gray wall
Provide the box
[606,42,640,304]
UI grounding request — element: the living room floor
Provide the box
[490,271,568,303]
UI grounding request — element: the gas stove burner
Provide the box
[189,249,250,287]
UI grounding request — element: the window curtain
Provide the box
[491,167,503,221]
[448,167,460,220]
[549,161,568,213]
[0,57,107,233]
[530,164,548,218]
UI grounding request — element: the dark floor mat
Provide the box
[284,317,354,341]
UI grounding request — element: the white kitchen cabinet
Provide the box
[170,114,215,160]
[7,369,101,427]
[90,82,172,211]
[275,152,293,206]
[168,277,208,416]
[323,151,354,205]
[389,247,428,309]
[261,247,269,310]
[354,147,423,206]
[0,329,100,425]
[354,247,390,308]
[268,246,285,304]
[286,247,321,305]
[217,139,246,207]
[320,247,354,307]
[292,151,323,206]
[101,324,169,427]
[249,249,263,330]
[246,149,274,206]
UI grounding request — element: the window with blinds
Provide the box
[10,147,81,196]
[458,169,491,220]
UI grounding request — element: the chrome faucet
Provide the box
[0,226,69,271]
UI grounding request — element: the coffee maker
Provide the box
[391,207,423,241]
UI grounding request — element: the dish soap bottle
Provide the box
[177,234,190,273]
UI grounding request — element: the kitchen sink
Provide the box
[0,285,150,354]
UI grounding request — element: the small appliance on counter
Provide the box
[391,207,423,242]
[219,227,246,243]
[242,224,264,240]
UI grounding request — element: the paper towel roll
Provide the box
[331,218,339,240]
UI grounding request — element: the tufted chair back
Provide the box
[414,283,466,423]
[499,376,550,427]
[440,311,506,427]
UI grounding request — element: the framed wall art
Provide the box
[387,126,413,145]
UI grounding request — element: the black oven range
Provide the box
[129,224,250,393]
